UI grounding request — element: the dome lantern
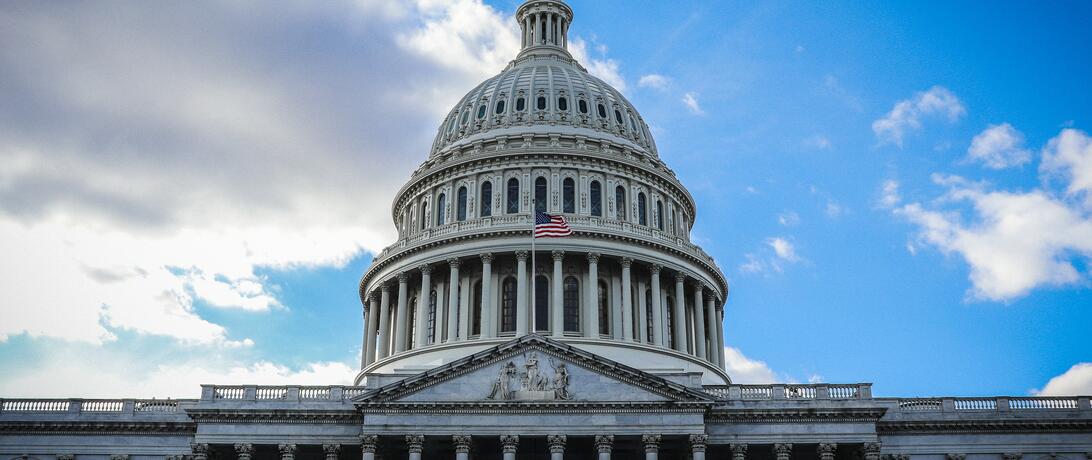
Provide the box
[516,0,574,58]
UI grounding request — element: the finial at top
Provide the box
[516,0,575,56]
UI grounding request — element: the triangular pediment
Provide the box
[354,335,713,405]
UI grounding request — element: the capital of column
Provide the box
[481,252,495,264]
[649,264,662,275]
[862,442,882,458]
[1002,454,1022,460]
[675,272,687,283]
[947,454,966,460]
[406,434,425,454]
[730,443,748,460]
[110,456,128,460]
[586,252,601,263]
[234,444,254,457]
[594,435,614,454]
[642,434,661,453]
[57,456,74,460]
[397,271,409,283]
[452,435,473,453]
[278,444,297,459]
[547,434,566,453]
[380,284,391,293]
[419,263,433,275]
[620,257,633,268]
[448,257,462,268]
[774,443,793,460]
[689,434,708,453]
[500,434,520,453]
[190,443,209,460]
[322,444,341,457]
[883,455,910,460]
[360,434,379,454]
[515,250,529,261]
[551,250,565,261]
[818,443,837,460]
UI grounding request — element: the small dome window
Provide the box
[578,99,588,114]
[495,99,506,114]
[558,97,568,111]
[597,103,607,118]
[536,96,547,110]
[461,110,470,125]
[447,117,457,133]
[477,105,487,119]
[516,97,526,111]
[614,109,624,125]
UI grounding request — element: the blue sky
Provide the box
[1,0,1090,398]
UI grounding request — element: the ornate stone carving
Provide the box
[586,252,601,263]
[547,434,567,453]
[235,444,254,460]
[453,435,473,453]
[485,351,571,401]
[278,444,297,460]
[1002,454,1022,460]
[397,271,409,283]
[774,444,793,460]
[862,443,882,460]
[360,435,379,454]
[947,454,966,460]
[500,435,520,453]
[190,443,209,460]
[689,434,708,452]
[481,253,495,264]
[882,455,909,460]
[642,434,661,452]
[322,444,341,460]
[730,444,748,460]
[56,456,74,460]
[650,264,662,275]
[551,250,565,261]
[620,257,633,268]
[448,257,462,268]
[419,264,433,275]
[406,435,425,454]
[675,272,687,283]
[818,443,838,460]
[109,456,129,460]
[515,250,529,261]
[594,435,614,453]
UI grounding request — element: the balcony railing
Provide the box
[702,383,872,400]
[199,385,367,403]
[895,396,1091,413]
[0,398,190,415]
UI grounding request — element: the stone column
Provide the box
[235,444,254,460]
[395,272,410,353]
[774,443,792,460]
[278,444,297,460]
[712,301,724,367]
[481,253,495,338]
[642,434,661,460]
[586,253,600,338]
[818,443,837,460]
[364,294,379,366]
[693,284,707,359]
[377,284,392,359]
[637,279,648,342]
[620,258,633,341]
[447,258,461,342]
[673,273,686,352]
[501,435,520,460]
[551,250,565,337]
[546,13,552,45]
[689,434,708,460]
[416,265,432,347]
[515,251,529,335]
[361,435,378,460]
[862,443,882,460]
[322,445,340,460]
[191,444,209,460]
[595,435,614,460]
[548,434,566,460]
[453,435,472,460]
[649,265,663,346]
[406,435,424,460]
[730,444,747,460]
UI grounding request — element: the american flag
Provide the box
[534,211,573,238]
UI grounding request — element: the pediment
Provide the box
[354,335,713,406]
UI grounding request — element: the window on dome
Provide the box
[590,181,602,217]
[516,97,526,111]
[656,200,664,230]
[447,117,457,134]
[495,99,506,114]
[480,182,492,217]
[457,187,468,222]
[436,193,447,226]
[506,178,519,214]
[535,177,547,213]
[615,186,627,221]
[578,99,588,114]
[630,115,639,133]
[597,103,607,118]
[562,178,575,213]
[501,277,517,333]
[461,110,469,125]
[598,280,609,335]
[477,105,486,119]
[638,192,647,225]
[420,202,428,230]
[614,109,624,125]
[535,275,549,332]
[536,96,547,110]
[558,97,568,111]
[563,276,580,332]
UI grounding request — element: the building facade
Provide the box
[2,1,1090,458]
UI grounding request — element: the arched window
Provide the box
[562,178,575,213]
[614,109,624,125]
[590,181,602,217]
[506,178,519,214]
[477,104,486,119]
[501,277,517,333]
[534,275,549,332]
[536,96,547,110]
[638,192,648,225]
[563,276,580,332]
[558,97,568,111]
[461,109,470,125]
[480,182,492,217]
[420,201,428,230]
[645,289,654,343]
[436,193,447,226]
[598,280,609,335]
[597,103,607,118]
[495,99,506,114]
[427,290,437,344]
[534,177,547,213]
[457,187,468,222]
[656,200,664,230]
[615,186,626,221]
[472,280,482,336]
[665,296,675,349]
[516,97,526,111]
[578,99,588,114]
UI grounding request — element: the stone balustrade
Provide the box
[0,398,191,415]
[702,383,873,400]
[198,385,367,402]
[894,396,1092,413]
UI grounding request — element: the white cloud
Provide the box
[1041,128,1092,208]
[738,237,803,275]
[768,237,799,262]
[722,347,778,384]
[682,92,705,115]
[879,180,901,208]
[967,123,1032,169]
[778,211,801,227]
[803,135,833,150]
[1034,363,1092,396]
[825,200,847,218]
[638,74,670,90]
[872,86,966,147]
[569,37,627,93]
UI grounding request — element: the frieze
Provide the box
[183,410,360,424]
[0,421,195,435]
[486,351,572,401]
[706,408,886,424]
[877,419,1092,434]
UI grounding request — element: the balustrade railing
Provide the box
[200,385,368,403]
[702,383,872,401]
[894,396,1090,414]
[0,399,187,415]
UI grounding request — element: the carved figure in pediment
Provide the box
[522,352,548,391]
[486,361,518,400]
[552,362,571,400]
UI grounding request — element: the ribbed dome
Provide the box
[429,55,658,159]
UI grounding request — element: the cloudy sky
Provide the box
[1,0,1090,398]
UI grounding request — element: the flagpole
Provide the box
[530,206,536,334]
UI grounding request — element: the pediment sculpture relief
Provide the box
[486,351,572,401]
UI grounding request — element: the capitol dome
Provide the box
[357,0,730,387]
